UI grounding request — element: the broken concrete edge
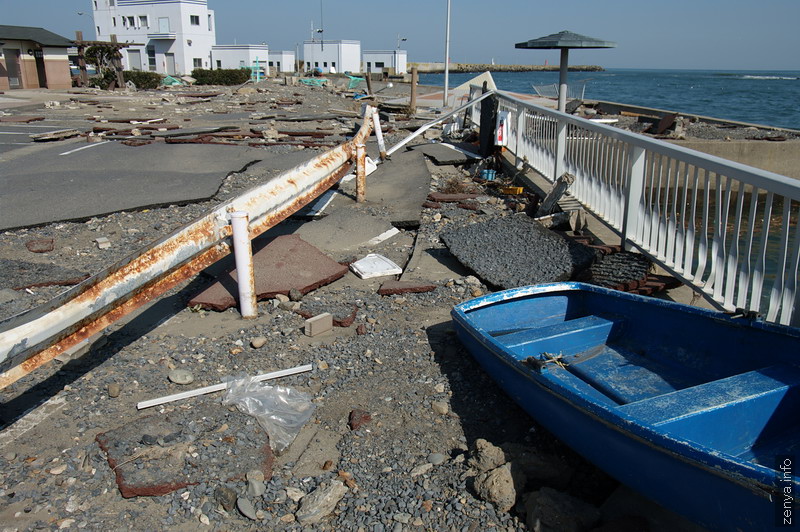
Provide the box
[95,432,196,498]
[295,307,357,328]
[377,280,438,296]
[304,312,334,337]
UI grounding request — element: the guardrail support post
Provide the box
[622,145,646,250]
[230,211,258,319]
[356,143,367,202]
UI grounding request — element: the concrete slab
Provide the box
[332,149,431,228]
[409,142,479,165]
[0,142,262,230]
[189,235,348,311]
[293,209,398,256]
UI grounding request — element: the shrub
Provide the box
[191,68,251,85]
[124,71,163,90]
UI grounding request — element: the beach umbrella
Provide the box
[515,30,616,112]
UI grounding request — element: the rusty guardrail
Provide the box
[0,106,376,389]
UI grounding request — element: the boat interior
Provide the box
[466,288,800,466]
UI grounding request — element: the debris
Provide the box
[474,464,519,512]
[25,238,54,253]
[378,280,437,295]
[189,235,348,312]
[295,480,349,524]
[0,115,44,123]
[304,312,333,337]
[536,173,575,216]
[0,258,89,290]
[94,237,111,250]
[107,383,121,398]
[250,336,268,349]
[167,369,194,385]
[215,486,237,511]
[428,192,479,203]
[237,496,258,520]
[350,253,403,279]
[137,365,313,410]
[348,409,372,430]
[29,129,81,142]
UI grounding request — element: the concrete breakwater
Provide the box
[409,62,604,73]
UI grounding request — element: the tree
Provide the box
[84,46,120,75]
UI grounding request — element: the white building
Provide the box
[92,0,216,75]
[212,44,268,75]
[302,40,360,74]
[268,51,296,73]
[363,50,407,75]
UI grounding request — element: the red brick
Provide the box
[378,280,437,296]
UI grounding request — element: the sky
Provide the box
[3,0,799,70]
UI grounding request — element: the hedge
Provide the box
[191,68,251,85]
[89,70,164,90]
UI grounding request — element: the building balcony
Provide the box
[147,32,176,40]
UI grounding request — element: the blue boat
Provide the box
[451,282,800,531]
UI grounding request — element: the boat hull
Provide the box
[452,282,800,531]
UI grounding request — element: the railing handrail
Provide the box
[497,90,800,200]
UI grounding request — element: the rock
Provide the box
[427,453,447,466]
[199,513,210,525]
[288,288,303,301]
[94,237,111,250]
[247,479,265,497]
[275,293,290,303]
[250,336,267,349]
[168,369,194,385]
[285,487,305,502]
[25,238,54,253]
[317,360,329,370]
[107,383,121,398]
[431,401,449,415]
[356,324,367,335]
[348,409,371,430]
[49,464,67,475]
[246,469,265,483]
[473,463,518,512]
[4,452,17,461]
[410,463,433,477]
[214,486,237,512]
[237,497,258,520]
[524,487,601,532]
[468,438,506,473]
[295,479,348,524]
[393,512,412,524]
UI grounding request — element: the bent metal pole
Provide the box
[230,211,258,319]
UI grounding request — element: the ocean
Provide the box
[418,69,800,131]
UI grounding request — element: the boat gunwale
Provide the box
[451,282,800,500]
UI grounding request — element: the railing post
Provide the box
[622,145,646,250]
[230,211,257,319]
[554,116,567,180]
[356,143,367,202]
[514,103,524,169]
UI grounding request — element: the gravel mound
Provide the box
[441,215,597,289]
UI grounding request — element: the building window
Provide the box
[331,62,336,69]
[366,62,371,71]
[190,15,200,26]
[139,16,148,28]
[239,61,245,68]
[277,61,281,70]
[208,15,212,31]
[97,26,101,35]
[109,0,115,5]
[314,62,318,67]
[268,61,274,67]
[323,62,327,68]
[305,62,310,70]
[94,1,98,8]
[216,60,221,69]
[193,58,202,68]
[147,47,156,71]
[112,17,116,27]
[126,16,136,28]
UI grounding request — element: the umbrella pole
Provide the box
[558,47,569,112]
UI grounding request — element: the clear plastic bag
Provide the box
[222,376,316,454]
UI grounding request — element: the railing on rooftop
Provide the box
[467,87,799,326]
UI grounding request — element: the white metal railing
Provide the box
[466,87,799,326]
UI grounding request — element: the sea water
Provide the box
[419,69,800,130]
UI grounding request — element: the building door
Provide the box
[3,49,22,88]
[158,17,170,33]
[128,49,142,71]
[165,53,176,75]
[34,50,48,87]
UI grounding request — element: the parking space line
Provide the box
[59,141,110,156]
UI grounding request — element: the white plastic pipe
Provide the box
[372,110,387,160]
[230,211,257,319]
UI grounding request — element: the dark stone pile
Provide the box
[441,215,597,289]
